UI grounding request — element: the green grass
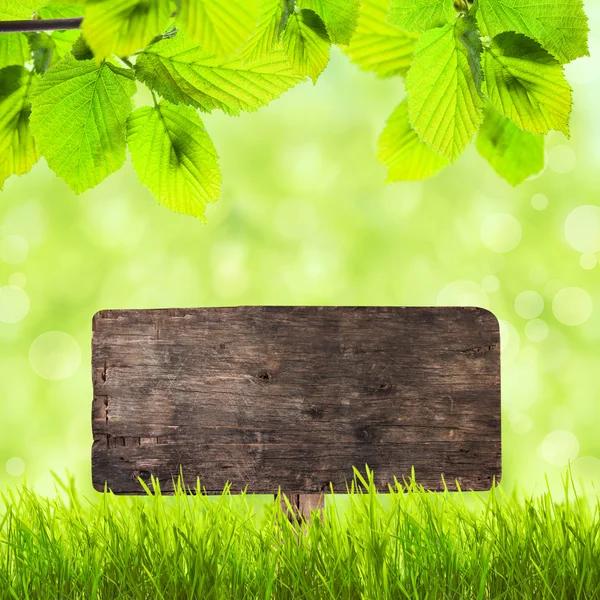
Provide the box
[1,466,599,599]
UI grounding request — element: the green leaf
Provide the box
[27,32,57,74]
[378,99,448,181]
[476,106,544,186]
[38,4,84,59]
[282,9,330,83]
[482,32,572,136]
[82,0,172,60]
[178,0,260,57]
[0,0,44,19]
[343,0,418,78]
[388,0,456,33]
[0,33,29,70]
[239,0,285,64]
[406,16,484,162]
[135,33,305,116]
[127,101,221,221]
[298,0,360,44]
[29,54,136,193]
[0,66,39,189]
[477,0,588,64]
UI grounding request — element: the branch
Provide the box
[0,18,83,34]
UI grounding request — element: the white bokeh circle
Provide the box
[0,285,30,323]
[552,287,593,326]
[482,275,500,293]
[537,430,580,466]
[5,457,25,477]
[525,319,549,342]
[548,145,576,174]
[0,234,29,265]
[514,290,544,320]
[481,214,522,253]
[29,331,82,380]
[499,320,520,364]
[437,280,489,308]
[580,254,597,270]
[565,205,600,254]
[531,194,548,211]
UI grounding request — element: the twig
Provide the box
[0,18,83,34]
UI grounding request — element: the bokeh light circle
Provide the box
[482,275,500,293]
[480,214,522,253]
[514,290,544,320]
[580,254,597,270]
[552,287,593,326]
[525,319,549,342]
[436,280,489,308]
[510,413,532,435]
[531,194,548,211]
[499,320,520,364]
[0,285,30,323]
[565,205,600,254]
[5,457,25,477]
[8,272,27,288]
[0,234,28,264]
[29,332,82,380]
[548,145,576,174]
[537,430,580,466]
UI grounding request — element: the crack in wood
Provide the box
[459,344,498,356]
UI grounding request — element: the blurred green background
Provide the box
[1,5,600,503]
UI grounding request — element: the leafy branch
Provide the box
[0,0,590,220]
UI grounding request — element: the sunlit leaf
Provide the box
[127,101,221,221]
[282,9,330,83]
[29,54,136,193]
[476,106,544,185]
[378,99,448,181]
[406,16,484,161]
[482,32,572,136]
[344,0,418,78]
[0,66,39,189]
[135,33,305,115]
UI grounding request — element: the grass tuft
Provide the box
[1,465,599,599]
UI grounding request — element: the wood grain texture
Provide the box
[91,306,501,495]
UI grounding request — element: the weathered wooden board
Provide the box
[92,306,501,495]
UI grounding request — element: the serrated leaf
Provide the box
[135,33,305,115]
[82,0,172,60]
[477,0,588,64]
[0,0,44,19]
[127,101,221,221]
[27,32,56,74]
[406,16,484,162]
[282,9,330,83]
[0,34,29,70]
[343,0,418,78]
[178,0,260,57]
[388,0,456,33]
[378,99,448,181]
[0,66,39,189]
[476,106,544,185]
[29,54,136,193]
[298,0,360,44]
[239,0,284,64]
[38,4,84,58]
[482,32,572,136]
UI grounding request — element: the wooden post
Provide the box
[278,493,324,523]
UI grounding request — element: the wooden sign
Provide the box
[92,306,501,509]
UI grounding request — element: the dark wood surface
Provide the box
[92,306,501,495]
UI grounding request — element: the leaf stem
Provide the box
[0,18,83,34]
[119,56,135,70]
